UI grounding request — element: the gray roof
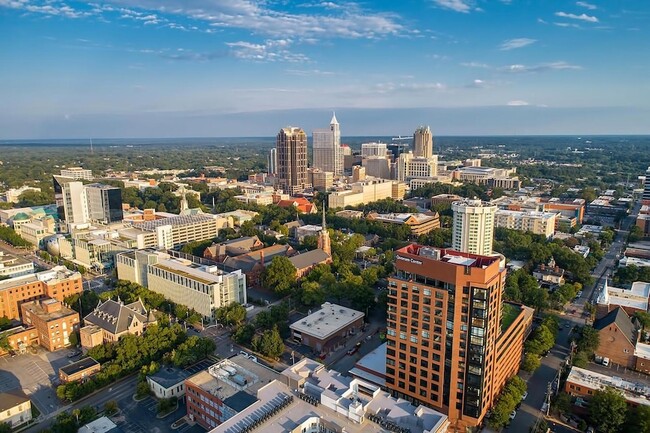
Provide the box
[148,366,191,389]
[0,391,30,412]
[223,245,292,272]
[223,390,258,412]
[289,249,330,270]
[594,307,638,344]
[83,299,149,335]
[60,357,100,376]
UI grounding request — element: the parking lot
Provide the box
[111,359,213,433]
[0,348,72,416]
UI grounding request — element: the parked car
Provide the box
[522,391,528,400]
[239,350,250,358]
[509,410,517,420]
[67,350,80,358]
[347,347,358,356]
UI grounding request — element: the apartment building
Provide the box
[0,266,82,320]
[127,213,228,249]
[60,167,93,180]
[494,209,558,238]
[20,299,80,351]
[277,127,310,194]
[452,199,496,256]
[386,244,531,432]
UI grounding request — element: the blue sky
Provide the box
[1,0,649,138]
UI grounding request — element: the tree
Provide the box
[252,326,284,359]
[635,311,650,329]
[216,302,247,326]
[136,380,151,398]
[299,281,326,307]
[522,353,541,372]
[576,326,600,354]
[261,256,296,295]
[104,400,118,415]
[588,387,628,433]
[625,404,650,433]
[0,423,11,433]
[573,351,589,368]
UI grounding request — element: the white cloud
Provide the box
[375,82,446,93]
[576,1,597,10]
[432,0,473,13]
[501,61,582,73]
[286,69,336,76]
[226,39,309,62]
[554,22,580,28]
[460,61,489,68]
[555,11,599,22]
[507,100,529,106]
[499,38,537,51]
[465,79,487,88]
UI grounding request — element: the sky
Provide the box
[1,0,649,138]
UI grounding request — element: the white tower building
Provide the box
[312,112,343,175]
[451,199,497,255]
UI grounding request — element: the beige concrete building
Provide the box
[367,212,441,236]
[413,125,433,158]
[328,179,406,209]
[116,250,247,320]
[494,209,558,238]
[307,169,334,191]
[0,252,34,278]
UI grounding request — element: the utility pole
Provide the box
[546,381,552,417]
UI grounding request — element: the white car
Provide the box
[239,351,250,358]
[522,391,528,400]
[509,410,517,420]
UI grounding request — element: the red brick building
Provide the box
[593,307,638,368]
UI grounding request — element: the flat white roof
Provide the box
[635,343,650,361]
[78,417,118,433]
[443,254,476,266]
[290,302,364,340]
[567,366,650,406]
[599,281,650,310]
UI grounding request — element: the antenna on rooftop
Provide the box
[90,138,94,154]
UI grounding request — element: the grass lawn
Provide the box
[501,303,520,332]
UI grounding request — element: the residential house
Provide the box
[81,298,156,349]
[0,392,32,428]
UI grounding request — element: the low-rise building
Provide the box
[532,260,566,288]
[59,357,101,383]
[565,366,650,407]
[335,210,364,219]
[431,194,463,208]
[147,366,191,399]
[349,342,387,390]
[367,212,441,236]
[290,302,364,354]
[203,236,264,262]
[19,217,57,247]
[294,224,322,242]
[593,307,638,368]
[289,249,332,279]
[185,355,280,430]
[0,265,83,320]
[211,358,449,433]
[0,325,38,355]
[597,280,650,319]
[328,179,406,209]
[0,252,34,278]
[20,299,80,351]
[81,298,156,349]
[77,416,120,433]
[277,197,318,214]
[0,392,32,428]
[222,244,295,287]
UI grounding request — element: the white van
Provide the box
[602,357,610,366]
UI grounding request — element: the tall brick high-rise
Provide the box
[276,127,309,194]
[386,244,533,432]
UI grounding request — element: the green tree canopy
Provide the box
[252,326,284,359]
[588,387,627,433]
[261,256,296,295]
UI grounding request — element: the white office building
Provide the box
[312,113,343,175]
[361,142,388,158]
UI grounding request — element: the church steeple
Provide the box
[317,203,331,257]
[330,111,338,126]
[180,186,189,212]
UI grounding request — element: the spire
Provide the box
[330,111,338,125]
[321,203,327,230]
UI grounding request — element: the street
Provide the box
[506,202,640,433]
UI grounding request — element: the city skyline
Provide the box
[1,1,650,138]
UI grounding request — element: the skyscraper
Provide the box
[413,126,433,158]
[277,126,309,194]
[386,244,532,432]
[268,148,278,175]
[85,183,124,224]
[312,113,343,175]
[452,199,496,255]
